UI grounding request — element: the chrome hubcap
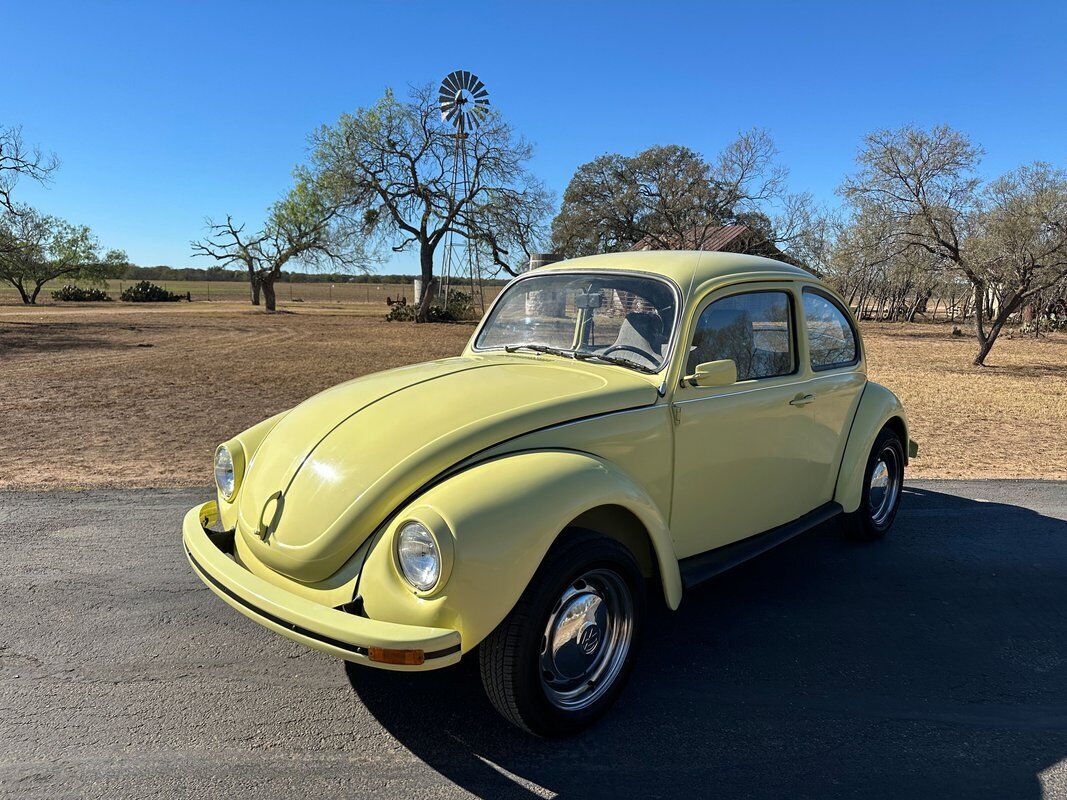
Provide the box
[539,569,633,711]
[869,447,901,527]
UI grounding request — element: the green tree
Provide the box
[307,85,550,322]
[0,208,118,304]
[550,131,796,257]
[192,177,368,311]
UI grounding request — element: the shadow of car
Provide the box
[346,485,1067,799]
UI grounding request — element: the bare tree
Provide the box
[969,162,1067,360]
[841,125,1067,363]
[192,179,368,311]
[307,85,550,321]
[1,125,61,270]
[0,125,58,215]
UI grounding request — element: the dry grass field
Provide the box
[1,301,1064,489]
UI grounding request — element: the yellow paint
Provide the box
[184,251,910,671]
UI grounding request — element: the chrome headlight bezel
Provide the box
[396,521,441,592]
[214,442,244,501]
[393,511,455,596]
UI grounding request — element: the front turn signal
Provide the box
[368,646,426,666]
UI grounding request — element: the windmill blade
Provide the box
[442,71,462,93]
[439,70,489,130]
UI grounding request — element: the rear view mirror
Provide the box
[573,292,603,310]
[685,359,737,388]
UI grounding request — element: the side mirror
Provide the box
[685,359,737,388]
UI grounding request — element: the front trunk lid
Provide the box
[236,355,657,582]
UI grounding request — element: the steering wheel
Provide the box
[600,344,656,362]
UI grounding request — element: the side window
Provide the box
[803,290,858,369]
[687,291,795,381]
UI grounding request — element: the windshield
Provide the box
[475,272,678,373]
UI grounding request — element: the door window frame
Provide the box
[677,283,801,392]
[801,286,862,372]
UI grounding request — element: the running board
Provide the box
[679,501,843,590]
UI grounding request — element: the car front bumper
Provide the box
[182,501,462,671]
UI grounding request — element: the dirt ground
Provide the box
[1,302,1064,489]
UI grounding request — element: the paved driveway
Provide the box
[1,481,1065,799]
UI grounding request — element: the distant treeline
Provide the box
[120,264,510,286]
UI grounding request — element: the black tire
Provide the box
[841,426,905,540]
[478,530,646,737]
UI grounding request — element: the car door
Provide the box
[800,286,867,503]
[669,283,822,559]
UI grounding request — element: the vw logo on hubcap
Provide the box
[577,622,601,655]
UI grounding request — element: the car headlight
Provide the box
[214,445,236,500]
[396,521,440,591]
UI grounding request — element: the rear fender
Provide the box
[357,450,681,654]
[835,382,909,513]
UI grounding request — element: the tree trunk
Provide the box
[29,281,44,304]
[250,275,261,306]
[262,277,277,312]
[973,293,1023,366]
[15,282,32,304]
[416,243,436,323]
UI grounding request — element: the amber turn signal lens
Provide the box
[368,646,425,666]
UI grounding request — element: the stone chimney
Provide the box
[528,253,563,271]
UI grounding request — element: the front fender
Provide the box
[357,450,682,654]
[834,382,909,513]
[216,410,289,530]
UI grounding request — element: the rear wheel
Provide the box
[842,427,905,540]
[478,531,646,737]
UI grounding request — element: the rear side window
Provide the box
[803,290,858,369]
[688,291,795,380]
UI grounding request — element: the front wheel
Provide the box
[478,531,646,737]
[841,426,905,540]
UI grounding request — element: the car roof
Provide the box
[535,250,814,291]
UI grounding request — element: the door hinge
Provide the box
[670,404,681,425]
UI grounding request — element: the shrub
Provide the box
[385,290,477,322]
[120,281,184,303]
[385,295,415,321]
[51,285,112,302]
[440,290,476,321]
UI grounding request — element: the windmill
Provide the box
[438,70,490,310]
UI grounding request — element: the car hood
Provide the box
[236,354,658,582]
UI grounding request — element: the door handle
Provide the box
[789,392,816,407]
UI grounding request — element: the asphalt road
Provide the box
[2,480,1066,799]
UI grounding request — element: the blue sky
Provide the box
[6,0,1066,272]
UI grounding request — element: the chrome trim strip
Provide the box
[673,377,820,405]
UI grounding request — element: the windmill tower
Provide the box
[438,70,490,311]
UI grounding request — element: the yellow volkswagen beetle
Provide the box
[183,251,916,736]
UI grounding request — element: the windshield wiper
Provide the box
[574,351,660,374]
[504,343,576,358]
